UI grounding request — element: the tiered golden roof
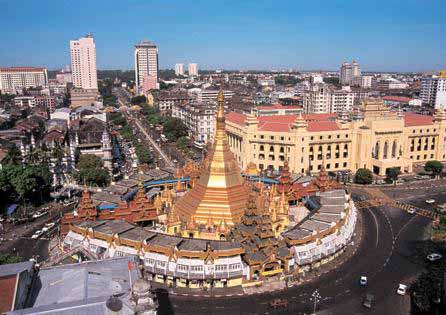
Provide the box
[174,89,250,226]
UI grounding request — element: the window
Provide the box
[215,265,227,272]
[229,263,241,270]
[145,258,155,266]
[335,163,339,168]
[177,264,188,272]
[343,162,347,167]
[190,265,203,272]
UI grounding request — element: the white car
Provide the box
[425,199,435,204]
[407,208,416,214]
[31,230,43,239]
[427,253,443,262]
[396,284,407,295]
[42,222,55,232]
[360,276,368,286]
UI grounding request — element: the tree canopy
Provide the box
[0,253,22,265]
[74,154,110,187]
[355,168,373,185]
[131,95,147,105]
[425,160,443,175]
[386,167,401,182]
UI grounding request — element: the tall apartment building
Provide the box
[0,67,48,94]
[304,83,355,114]
[340,60,361,86]
[188,63,198,76]
[329,88,355,114]
[421,71,446,109]
[70,35,98,90]
[303,83,331,113]
[175,63,184,76]
[134,40,158,92]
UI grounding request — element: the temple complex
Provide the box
[61,89,358,289]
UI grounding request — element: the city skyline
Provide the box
[1,0,446,72]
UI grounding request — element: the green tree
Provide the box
[386,167,401,182]
[355,168,373,185]
[162,118,188,141]
[135,144,152,165]
[120,125,134,141]
[131,95,147,105]
[425,160,443,176]
[74,154,111,187]
[2,145,22,165]
[176,136,189,152]
[0,253,22,265]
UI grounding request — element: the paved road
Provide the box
[156,198,431,315]
[132,116,174,168]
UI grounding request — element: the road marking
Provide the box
[365,207,380,247]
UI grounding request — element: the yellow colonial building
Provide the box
[225,99,446,176]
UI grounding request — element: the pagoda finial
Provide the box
[216,87,225,130]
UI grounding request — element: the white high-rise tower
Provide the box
[134,40,158,92]
[188,63,198,76]
[175,63,184,76]
[70,34,98,90]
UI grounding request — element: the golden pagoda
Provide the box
[173,89,250,227]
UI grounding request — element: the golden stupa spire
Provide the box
[173,85,249,226]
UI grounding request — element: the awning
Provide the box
[6,204,18,216]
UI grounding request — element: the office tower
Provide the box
[340,60,361,86]
[0,67,48,93]
[175,63,184,76]
[70,34,98,90]
[421,71,446,109]
[188,63,198,76]
[134,40,158,92]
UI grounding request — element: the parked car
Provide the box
[360,276,368,286]
[425,199,436,204]
[396,284,407,295]
[42,222,55,232]
[363,294,374,308]
[427,253,443,262]
[32,211,48,219]
[31,230,43,239]
[407,208,416,214]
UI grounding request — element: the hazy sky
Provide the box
[1,0,445,71]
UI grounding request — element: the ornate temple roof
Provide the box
[174,89,250,226]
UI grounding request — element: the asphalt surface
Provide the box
[156,193,433,315]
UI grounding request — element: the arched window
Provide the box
[270,146,274,152]
[383,141,388,159]
[280,146,285,153]
[259,145,264,151]
[391,141,397,158]
[373,141,379,158]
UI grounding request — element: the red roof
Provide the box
[0,275,17,313]
[225,112,246,125]
[383,96,412,103]
[307,120,340,132]
[0,67,46,72]
[403,113,433,127]
[226,112,339,132]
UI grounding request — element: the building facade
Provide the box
[195,89,234,104]
[421,71,446,109]
[188,63,198,76]
[70,35,98,90]
[175,63,184,76]
[0,67,48,94]
[226,98,446,176]
[340,60,360,86]
[134,40,159,93]
[171,101,216,143]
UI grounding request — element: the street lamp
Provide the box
[311,289,321,315]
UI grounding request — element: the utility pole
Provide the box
[311,289,321,315]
